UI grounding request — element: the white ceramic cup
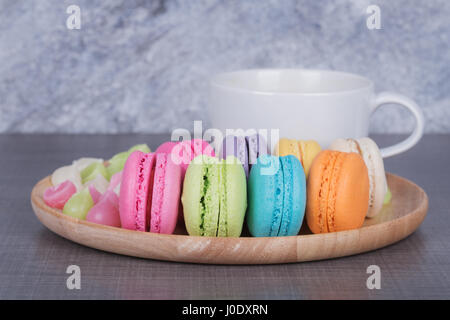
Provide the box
[209,69,424,158]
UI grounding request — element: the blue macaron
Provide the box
[247,154,306,237]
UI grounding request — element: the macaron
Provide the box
[247,154,306,237]
[154,141,178,155]
[119,151,181,233]
[329,137,388,218]
[156,139,215,222]
[246,134,268,170]
[220,135,249,176]
[155,139,215,177]
[275,138,321,177]
[306,150,369,233]
[181,155,247,237]
[219,134,268,178]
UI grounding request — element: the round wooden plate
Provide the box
[31,173,428,264]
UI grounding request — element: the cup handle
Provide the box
[371,92,425,158]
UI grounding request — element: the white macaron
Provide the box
[329,137,387,218]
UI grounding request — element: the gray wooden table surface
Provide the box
[0,134,449,300]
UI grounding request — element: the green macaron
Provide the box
[182,155,247,237]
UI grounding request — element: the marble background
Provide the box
[0,0,448,133]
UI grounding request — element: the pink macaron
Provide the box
[149,152,182,233]
[154,141,178,155]
[155,139,215,223]
[119,151,181,234]
[155,139,215,177]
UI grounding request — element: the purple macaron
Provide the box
[220,133,268,178]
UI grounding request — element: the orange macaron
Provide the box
[306,150,369,233]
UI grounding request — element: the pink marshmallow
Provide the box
[86,191,120,227]
[108,171,122,193]
[88,185,102,204]
[100,190,119,209]
[43,180,77,210]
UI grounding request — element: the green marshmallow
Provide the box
[63,188,94,220]
[81,162,109,184]
[107,151,129,178]
[106,144,151,179]
[128,143,151,154]
[383,187,392,205]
